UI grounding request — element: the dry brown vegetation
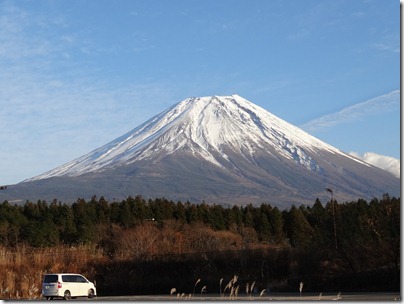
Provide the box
[101,221,264,261]
[0,222,266,299]
[0,244,103,299]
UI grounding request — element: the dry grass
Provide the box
[171,276,269,301]
[0,244,103,299]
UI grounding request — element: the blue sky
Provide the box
[0,0,400,185]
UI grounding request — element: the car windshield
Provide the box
[43,275,58,283]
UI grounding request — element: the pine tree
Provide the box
[285,205,313,247]
[268,207,284,244]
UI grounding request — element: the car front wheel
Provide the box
[88,289,95,298]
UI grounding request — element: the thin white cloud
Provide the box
[0,64,175,184]
[349,152,400,178]
[372,43,400,53]
[300,90,400,132]
[0,2,177,184]
[0,2,55,60]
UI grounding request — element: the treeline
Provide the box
[0,194,399,256]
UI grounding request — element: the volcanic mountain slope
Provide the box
[2,95,400,208]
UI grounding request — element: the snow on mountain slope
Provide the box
[26,94,369,181]
[5,94,398,207]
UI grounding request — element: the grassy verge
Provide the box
[0,244,103,299]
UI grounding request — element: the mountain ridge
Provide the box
[2,94,399,208]
[25,95,368,181]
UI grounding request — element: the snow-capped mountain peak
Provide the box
[26,94,366,181]
[7,94,397,207]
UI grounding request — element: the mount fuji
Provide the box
[2,95,399,208]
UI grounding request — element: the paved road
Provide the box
[94,292,401,301]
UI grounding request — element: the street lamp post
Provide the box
[326,188,338,250]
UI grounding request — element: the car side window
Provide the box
[53,274,89,283]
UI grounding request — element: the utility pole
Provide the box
[326,187,338,250]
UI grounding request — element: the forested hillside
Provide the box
[0,194,400,298]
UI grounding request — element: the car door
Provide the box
[77,275,89,296]
[61,275,73,297]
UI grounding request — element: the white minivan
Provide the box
[42,273,97,300]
